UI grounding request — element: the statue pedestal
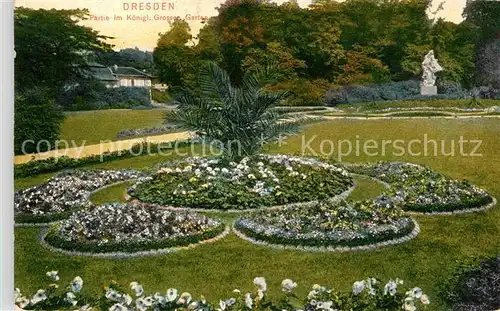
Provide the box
[420,86,437,96]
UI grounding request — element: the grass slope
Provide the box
[14,118,500,310]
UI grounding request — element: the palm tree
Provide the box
[165,62,306,161]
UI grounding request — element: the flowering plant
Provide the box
[15,272,88,311]
[15,170,147,224]
[128,155,353,211]
[349,162,492,213]
[16,274,430,311]
[234,196,416,249]
[44,203,225,254]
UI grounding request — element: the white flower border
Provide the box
[232,218,420,253]
[14,180,140,228]
[347,162,497,216]
[38,225,231,259]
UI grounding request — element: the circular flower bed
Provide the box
[42,203,226,256]
[128,155,354,211]
[233,196,418,251]
[14,170,147,225]
[349,162,494,214]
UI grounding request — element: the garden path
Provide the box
[14,131,192,164]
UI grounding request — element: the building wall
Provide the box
[118,76,151,88]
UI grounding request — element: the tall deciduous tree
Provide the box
[14,7,112,96]
[153,20,199,89]
[463,0,500,87]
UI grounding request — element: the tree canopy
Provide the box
[152,0,492,93]
[14,7,113,95]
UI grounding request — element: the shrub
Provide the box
[57,79,151,110]
[266,79,330,106]
[325,80,500,106]
[151,89,172,103]
[437,80,466,97]
[325,80,421,106]
[14,88,65,155]
[445,257,500,311]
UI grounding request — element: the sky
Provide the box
[14,0,468,50]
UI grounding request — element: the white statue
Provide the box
[421,50,443,87]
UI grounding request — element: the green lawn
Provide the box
[60,109,170,145]
[14,118,500,310]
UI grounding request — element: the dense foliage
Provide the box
[14,88,65,155]
[151,89,172,104]
[96,48,156,74]
[149,0,500,106]
[45,203,225,253]
[57,80,151,111]
[14,7,111,96]
[129,155,353,211]
[235,196,415,249]
[464,0,500,88]
[15,273,430,311]
[446,257,500,311]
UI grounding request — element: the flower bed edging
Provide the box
[232,218,420,253]
[38,225,231,259]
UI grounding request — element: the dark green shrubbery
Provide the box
[151,89,172,104]
[325,80,500,106]
[325,81,421,106]
[14,88,65,155]
[57,79,151,111]
[445,257,500,311]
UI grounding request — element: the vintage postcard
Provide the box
[7,0,500,310]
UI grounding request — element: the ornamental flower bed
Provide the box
[14,170,147,224]
[349,162,493,214]
[128,155,354,211]
[43,202,226,254]
[233,196,416,250]
[15,272,430,311]
[115,125,177,140]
